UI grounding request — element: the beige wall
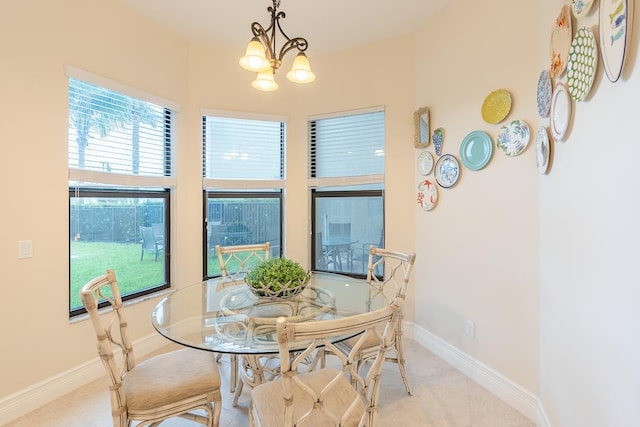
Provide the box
[413,0,540,393]
[0,0,188,397]
[413,0,640,425]
[537,1,640,425]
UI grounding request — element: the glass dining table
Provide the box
[151,271,386,405]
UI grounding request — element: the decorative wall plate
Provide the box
[600,0,630,82]
[459,130,493,171]
[417,179,438,211]
[434,154,460,188]
[550,4,573,78]
[567,27,598,102]
[550,82,571,141]
[481,89,512,124]
[536,126,551,174]
[496,119,531,156]
[571,0,595,18]
[537,70,553,118]
[417,151,434,175]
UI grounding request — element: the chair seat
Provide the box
[251,368,364,427]
[124,348,220,413]
[338,324,386,353]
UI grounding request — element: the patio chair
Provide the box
[249,302,401,427]
[151,222,164,245]
[215,242,271,396]
[337,247,416,395]
[351,231,384,274]
[326,222,353,270]
[328,222,351,239]
[140,226,163,261]
[314,231,333,270]
[80,269,222,427]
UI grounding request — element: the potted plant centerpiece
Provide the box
[245,257,310,299]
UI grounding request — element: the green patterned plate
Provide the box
[567,27,598,102]
[496,120,531,157]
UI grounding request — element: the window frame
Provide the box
[68,188,171,317]
[310,189,385,276]
[308,107,385,278]
[201,110,287,279]
[202,190,283,279]
[66,66,177,317]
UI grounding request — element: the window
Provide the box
[202,112,285,278]
[67,67,176,316]
[309,107,385,277]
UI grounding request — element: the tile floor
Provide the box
[5,339,534,427]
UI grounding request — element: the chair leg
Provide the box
[212,393,222,427]
[232,374,244,407]
[230,354,237,393]
[394,332,413,395]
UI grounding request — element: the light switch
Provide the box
[18,240,33,259]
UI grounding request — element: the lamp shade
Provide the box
[239,37,270,72]
[251,69,279,91]
[286,53,316,84]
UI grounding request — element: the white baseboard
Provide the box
[411,322,549,426]
[0,332,168,425]
[536,401,551,427]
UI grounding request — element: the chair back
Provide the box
[151,222,164,243]
[140,226,157,250]
[367,247,416,304]
[328,222,351,239]
[80,269,134,423]
[274,302,401,427]
[216,242,271,281]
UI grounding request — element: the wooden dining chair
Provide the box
[80,269,222,427]
[215,242,271,395]
[215,242,271,282]
[337,247,416,395]
[249,301,401,427]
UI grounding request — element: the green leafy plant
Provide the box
[245,257,310,296]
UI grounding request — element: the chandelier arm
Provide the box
[278,37,308,61]
[250,22,272,58]
[274,12,308,59]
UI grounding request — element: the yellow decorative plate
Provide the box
[481,89,512,124]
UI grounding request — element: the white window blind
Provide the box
[202,115,285,181]
[68,77,173,182]
[309,109,385,179]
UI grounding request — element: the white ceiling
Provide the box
[117,0,450,54]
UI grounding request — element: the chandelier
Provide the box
[239,0,316,91]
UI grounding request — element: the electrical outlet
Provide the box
[18,240,33,259]
[465,320,475,338]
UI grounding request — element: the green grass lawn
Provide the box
[70,241,165,310]
[70,241,252,311]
